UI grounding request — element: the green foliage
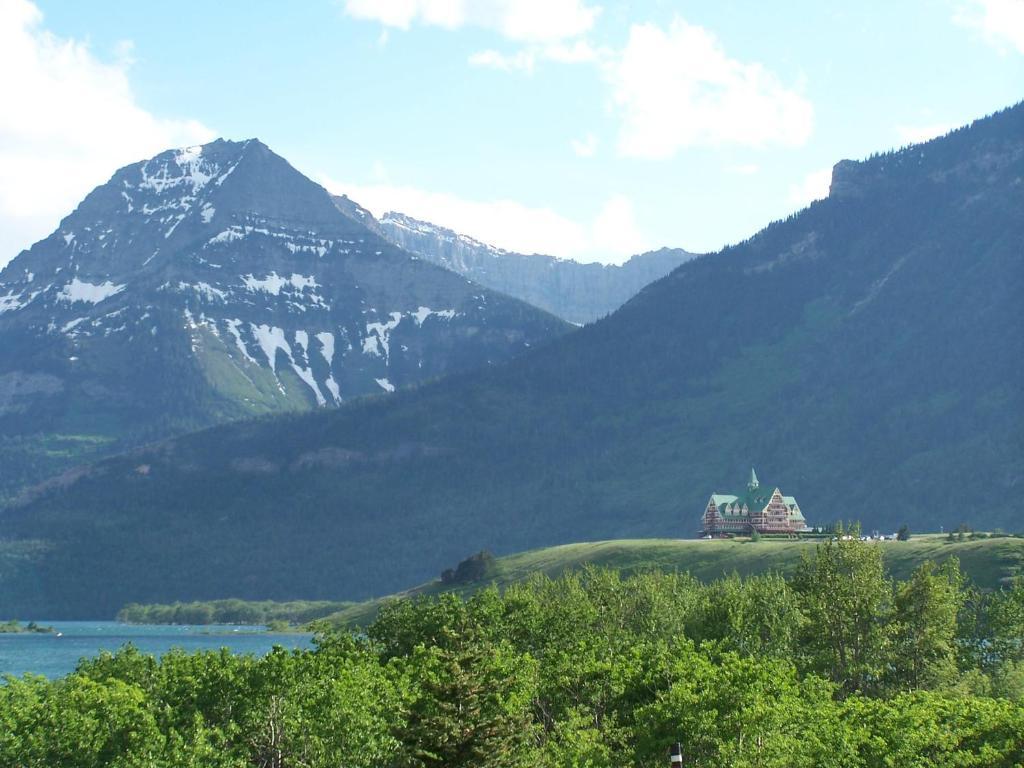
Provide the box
[843,692,1024,767]
[0,674,166,768]
[987,582,1024,666]
[330,536,1024,628]
[391,632,538,767]
[3,541,1024,767]
[687,572,804,659]
[890,560,963,690]
[440,550,499,586]
[0,619,54,633]
[634,653,845,768]
[791,528,894,695]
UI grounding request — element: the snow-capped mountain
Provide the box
[332,197,698,325]
[0,139,568,499]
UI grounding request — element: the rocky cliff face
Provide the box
[332,200,698,325]
[0,139,568,500]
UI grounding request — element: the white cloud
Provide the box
[570,133,599,157]
[343,0,601,42]
[468,39,605,73]
[590,194,648,257]
[728,163,760,176]
[895,122,957,145]
[954,0,1024,54]
[606,17,814,159]
[0,0,214,268]
[322,175,647,264]
[541,39,603,63]
[469,48,536,73]
[787,167,832,209]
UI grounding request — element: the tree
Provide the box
[240,640,401,768]
[792,526,894,695]
[634,651,849,768]
[441,551,499,585]
[0,675,166,768]
[889,559,964,691]
[688,572,803,659]
[988,582,1024,667]
[843,691,1024,768]
[391,630,539,768]
[897,525,911,541]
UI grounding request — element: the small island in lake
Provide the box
[0,620,55,634]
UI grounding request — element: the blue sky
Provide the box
[1,0,1021,267]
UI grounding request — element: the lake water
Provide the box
[0,621,314,679]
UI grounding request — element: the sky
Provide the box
[0,0,1021,268]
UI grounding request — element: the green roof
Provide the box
[708,476,802,518]
[705,471,807,528]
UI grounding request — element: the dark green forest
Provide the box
[3,104,1022,618]
[3,537,1023,767]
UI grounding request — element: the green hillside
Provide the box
[327,535,1024,626]
[2,104,1023,619]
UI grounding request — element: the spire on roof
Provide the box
[749,467,759,489]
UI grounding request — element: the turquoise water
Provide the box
[0,621,314,679]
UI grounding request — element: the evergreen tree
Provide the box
[392,629,539,768]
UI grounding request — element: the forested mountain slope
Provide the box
[0,140,569,501]
[2,104,1022,618]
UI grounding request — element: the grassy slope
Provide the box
[327,535,1024,627]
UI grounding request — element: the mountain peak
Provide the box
[0,137,570,507]
[0,137,363,281]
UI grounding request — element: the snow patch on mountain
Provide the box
[180,282,228,302]
[315,331,335,365]
[243,272,318,296]
[225,319,257,364]
[206,225,335,259]
[363,308,458,363]
[312,331,342,402]
[363,312,402,361]
[251,324,290,374]
[0,292,23,314]
[323,376,341,402]
[209,228,245,245]
[412,306,457,326]
[241,272,328,310]
[61,317,88,334]
[139,145,215,196]
[58,278,126,305]
[290,330,327,405]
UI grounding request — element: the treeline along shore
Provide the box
[116,599,352,627]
